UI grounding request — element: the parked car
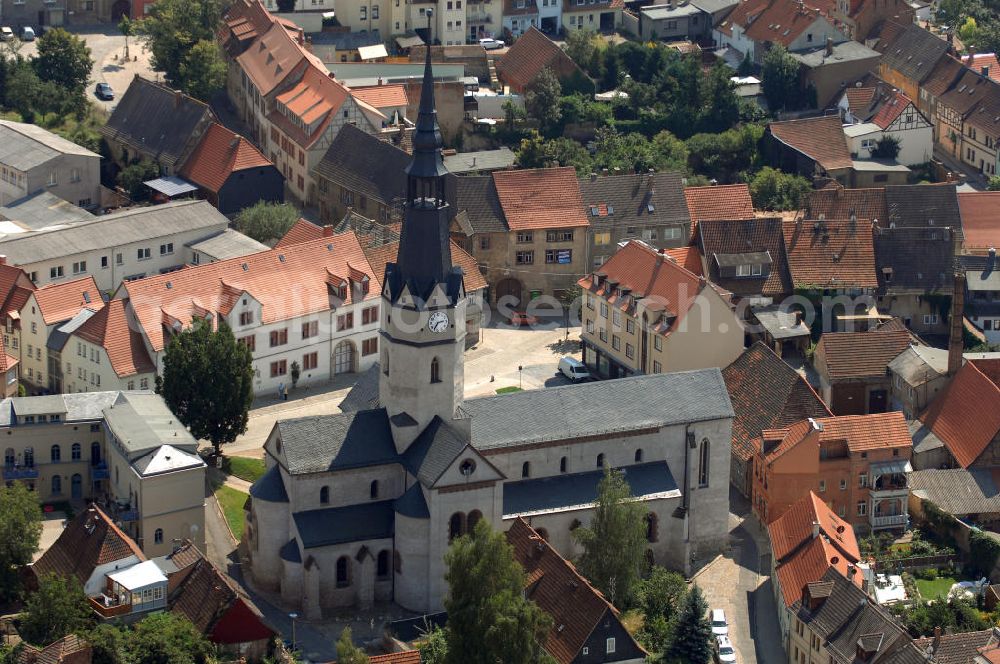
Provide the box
[0,27,13,41]
[95,83,114,100]
[715,635,737,663]
[479,37,505,50]
[510,311,537,326]
[558,356,591,382]
[20,26,34,41]
[710,608,729,636]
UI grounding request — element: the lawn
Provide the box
[915,575,959,599]
[224,456,266,483]
[495,386,523,394]
[215,485,248,541]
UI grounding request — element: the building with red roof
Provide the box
[714,0,848,64]
[813,329,914,415]
[64,299,156,394]
[838,84,934,166]
[0,258,34,397]
[765,116,855,184]
[751,411,912,532]
[179,122,283,216]
[578,239,744,378]
[684,184,755,240]
[495,27,592,94]
[959,191,1000,254]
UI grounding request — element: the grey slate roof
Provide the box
[394,482,430,518]
[9,394,68,417]
[874,226,956,293]
[0,200,228,265]
[908,468,1000,516]
[101,76,215,167]
[187,229,268,262]
[877,23,951,85]
[888,345,947,386]
[443,148,516,174]
[751,306,810,340]
[333,213,401,247]
[293,500,395,548]
[884,184,962,231]
[102,391,198,458]
[447,174,508,234]
[402,416,470,487]
[0,191,94,229]
[689,0,738,13]
[314,123,409,206]
[47,307,101,352]
[250,464,289,503]
[275,408,399,475]
[579,172,691,235]
[463,369,734,450]
[0,120,100,171]
[279,538,302,563]
[503,460,679,517]
[338,363,382,413]
[909,420,944,454]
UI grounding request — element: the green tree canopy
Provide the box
[418,627,449,664]
[748,166,812,211]
[635,566,688,654]
[335,627,370,664]
[524,67,563,136]
[761,44,803,112]
[0,482,42,602]
[444,520,554,664]
[515,132,591,172]
[572,467,647,608]
[118,160,160,201]
[123,612,215,664]
[565,28,599,71]
[34,28,93,94]
[19,574,92,646]
[234,201,300,244]
[872,134,901,160]
[118,16,133,59]
[667,584,713,664]
[988,175,1000,191]
[159,319,254,455]
[139,0,226,87]
[179,40,227,102]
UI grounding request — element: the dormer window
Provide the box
[337,284,347,300]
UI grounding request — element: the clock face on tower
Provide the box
[428,311,449,333]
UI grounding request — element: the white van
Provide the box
[558,356,591,382]
[711,608,729,636]
[20,26,35,41]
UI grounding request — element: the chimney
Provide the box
[794,310,804,325]
[322,224,335,237]
[0,255,6,266]
[932,626,942,650]
[947,271,965,376]
[378,75,384,86]
[174,90,183,108]
[590,172,598,181]
[988,247,996,272]
[812,520,820,538]
[826,36,834,56]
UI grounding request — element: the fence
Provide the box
[872,553,958,573]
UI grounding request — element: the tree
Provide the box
[872,134,902,160]
[160,318,254,455]
[515,133,591,172]
[19,574,92,646]
[524,67,563,136]
[34,29,93,94]
[667,584,713,664]
[0,482,42,602]
[125,612,214,664]
[761,44,802,112]
[234,201,300,244]
[749,166,812,211]
[290,360,301,388]
[87,624,126,664]
[179,40,227,102]
[651,131,690,174]
[572,467,647,608]
[117,160,160,201]
[636,566,687,654]
[565,28,598,70]
[699,63,740,133]
[988,175,1000,190]
[600,47,620,92]
[444,520,554,664]
[418,628,448,664]
[737,51,754,77]
[335,627,370,664]
[118,16,133,59]
[138,0,226,87]
[959,16,980,48]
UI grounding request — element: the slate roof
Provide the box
[314,123,409,205]
[495,26,585,91]
[506,519,647,664]
[293,500,395,548]
[337,363,381,413]
[722,343,831,463]
[909,468,1000,516]
[362,238,489,293]
[503,461,679,517]
[394,482,430,519]
[492,167,589,231]
[401,416,470,487]
[937,65,1000,136]
[33,276,103,326]
[463,369,733,451]
[918,360,1000,468]
[33,505,145,586]
[442,148,516,174]
[447,174,508,234]
[884,183,961,231]
[877,22,950,84]
[273,408,398,475]
[768,116,854,172]
[73,299,156,378]
[579,172,691,237]
[0,120,99,172]
[102,77,215,167]
[179,123,274,194]
[249,463,289,502]
[816,330,913,380]
[958,191,1000,252]
[806,187,888,227]
[783,218,878,289]
[874,226,955,294]
[697,217,793,297]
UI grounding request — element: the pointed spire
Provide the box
[405,12,449,180]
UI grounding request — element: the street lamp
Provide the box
[288,612,298,653]
[518,365,523,390]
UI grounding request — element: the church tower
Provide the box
[380,26,467,453]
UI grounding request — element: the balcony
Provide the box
[467,10,491,22]
[89,596,133,619]
[91,462,109,481]
[871,513,908,529]
[2,464,39,480]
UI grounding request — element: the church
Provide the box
[243,48,735,618]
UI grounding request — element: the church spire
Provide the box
[388,10,457,305]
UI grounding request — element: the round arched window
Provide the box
[459,459,476,476]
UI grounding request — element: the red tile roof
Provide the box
[806,187,888,227]
[958,192,1000,252]
[74,299,156,379]
[506,519,646,664]
[271,65,354,149]
[236,21,306,96]
[664,246,704,277]
[33,505,145,587]
[822,411,912,452]
[782,218,878,289]
[769,492,863,607]
[180,123,273,194]
[870,91,915,129]
[816,330,913,380]
[0,261,35,321]
[15,634,92,664]
[768,116,854,172]
[492,167,589,230]
[121,233,380,352]
[369,654,421,664]
[844,87,876,114]
[965,53,1000,84]
[276,218,331,248]
[684,184,755,227]
[495,27,585,92]
[719,0,832,46]
[33,276,103,326]
[919,360,1000,468]
[579,240,704,332]
[350,84,409,110]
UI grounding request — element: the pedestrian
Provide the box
[278,382,284,401]
[283,383,289,401]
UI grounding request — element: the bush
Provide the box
[914,567,938,580]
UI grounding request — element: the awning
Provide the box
[107,561,167,591]
[358,44,388,60]
[872,459,912,475]
[144,176,198,197]
[396,35,424,49]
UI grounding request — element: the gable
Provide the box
[435,444,504,488]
